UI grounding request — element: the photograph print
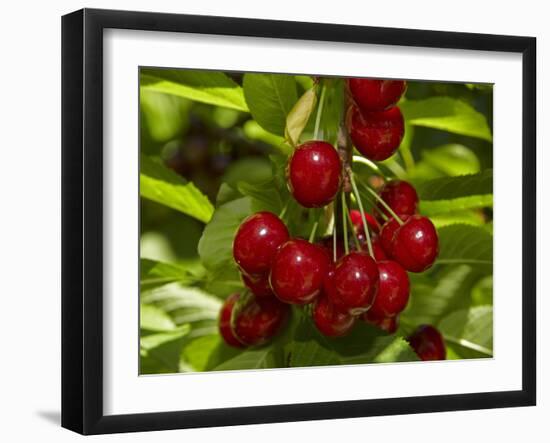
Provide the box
[139,69,493,374]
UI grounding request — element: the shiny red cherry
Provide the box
[392,215,439,272]
[325,251,379,315]
[270,239,330,305]
[363,310,399,334]
[287,141,342,208]
[233,211,289,276]
[313,293,356,337]
[218,293,245,348]
[233,294,290,346]
[379,215,409,258]
[354,233,387,261]
[347,78,407,112]
[408,325,447,360]
[242,272,274,298]
[348,105,405,161]
[369,260,410,317]
[377,180,419,222]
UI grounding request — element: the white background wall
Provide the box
[0,1,546,441]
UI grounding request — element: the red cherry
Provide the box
[242,272,274,298]
[233,294,290,346]
[287,141,342,208]
[233,211,289,276]
[354,233,387,261]
[347,78,407,112]
[392,215,439,272]
[350,209,380,234]
[379,215,409,258]
[369,260,410,318]
[218,293,245,348]
[313,293,356,337]
[348,105,405,161]
[363,310,399,334]
[408,325,447,361]
[377,180,419,222]
[270,239,330,305]
[325,251,379,315]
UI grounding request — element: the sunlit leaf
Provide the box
[400,97,492,141]
[140,155,214,223]
[438,306,493,356]
[141,68,249,111]
[243,73,297,135]
[285,87,317,146]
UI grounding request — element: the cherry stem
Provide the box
[341,193,350,255]
[345,210,362,252]
[359,181,404,226]
[308,221,319,243]
[279,200,289,220]
[313,82,326,140]
[332,215,337,262]
[348,171,374,257]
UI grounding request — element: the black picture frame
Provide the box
[62,8,537,435]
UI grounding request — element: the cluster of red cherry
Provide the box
[218,78,446,361]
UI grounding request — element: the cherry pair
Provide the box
[346,78,407,161]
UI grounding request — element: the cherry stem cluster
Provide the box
[359,181,404,225]
[313,83,327,140]
[348,170,374,257]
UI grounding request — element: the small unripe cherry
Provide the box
[347,78,407,112]
[233,294,290,346]
[218,293,245,348]
[408,325,446,360]
[313,293,356,337]
[392,215,439,272]
[369,260,410,318]
[377,180,419,222]
[347,105,405,161]
[287,141,342,208]
[233,211,289,276]
[270,239,330,305]
[324,251,379,315]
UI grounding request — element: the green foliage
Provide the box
[141,68,249,111]
[400,97,493,141]
[140,155,214,223]
[139,69,494,374]
[243,73,298,135]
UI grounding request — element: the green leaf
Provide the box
[140,326,191,373]
[140,68,249,111]
[402,265,480,326]
[421,144,481,176]
[400,98,493,141]
[237,179,283,214]
[285,87,317,146]
[429,210,485,229]
[243,73,297,135]
[140,258,205,291]
[182,335,222,371]
[471,275,493,306]
[416,170,493,200]
[438,306,493,356]
[140,155,214,223]
[140,303,176,332]
[437,224,493,269]
[198,197,254,272]
[213,347,277,371]
[243,120,289,154]
[420,195,493,216]
[287,316,418,368]
[141,283,222,338]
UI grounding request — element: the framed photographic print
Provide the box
[61,8,536,435]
